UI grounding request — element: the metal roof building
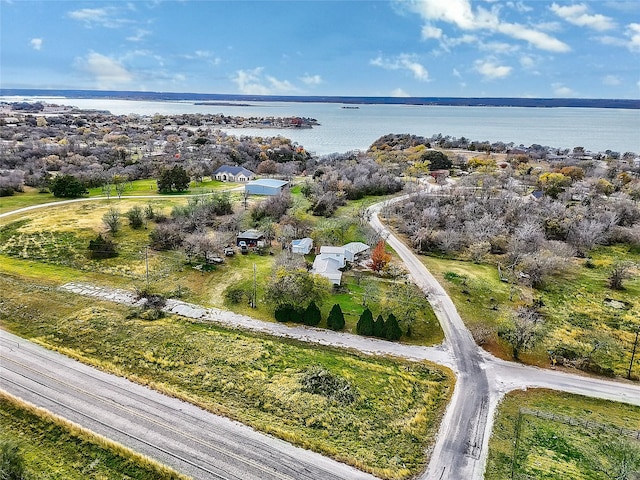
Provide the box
[244,179,289,196]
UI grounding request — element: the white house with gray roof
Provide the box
[213,165,255,182]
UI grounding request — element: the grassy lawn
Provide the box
[485,389,640,480]
[0,392,186,480]
[0,274,454,480]
[86,177,238,197]
[419,247,640,377]
[0,178,238,215]
[0,197,443,345]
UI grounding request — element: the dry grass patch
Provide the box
[0,275,454,479]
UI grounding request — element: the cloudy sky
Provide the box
[1,0,639,98]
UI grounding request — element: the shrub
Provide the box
[303,301,322,326]
[49,174,87,198]
[356,308,374,336]
[384,313,403,341]
[0,439,29,480]
[224,286,249,305]
[300,366,357,404]
[274,304,304,323]
[126,206,145,229]
[373,314,386,338]
[88,234,117,259]
[326,304,345,331]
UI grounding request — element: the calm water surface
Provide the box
[4,96,639,155]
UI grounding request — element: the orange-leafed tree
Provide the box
[369,240,391,272]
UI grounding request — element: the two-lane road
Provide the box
[0,331,376,480]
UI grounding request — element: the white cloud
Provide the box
[126,29,150,42]
[479,41,519,54]
[75,52,133,89]
[519,55,535,69]
[598,22,640,51]
[552,82,576,96]
[421,24,443,39]
[627,23,640,51]
[30,38,42,50]
[300,74,322,86]
[452,68,462,79]
[474,59,512,79]
[67,7,130,28]
[497,23,570,52]
[232,68,299,95]
[550,3,616,31]
[370,54,430,81]
[603,75,621,86]
[404,0,570,52]
[391,88,411,97]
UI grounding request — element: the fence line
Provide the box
[519,407,640,440]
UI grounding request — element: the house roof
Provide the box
[311,257,343,284]
[214,165,254,176]
[292,238,313,248]
[320,246,345,255]
[343,242,370,255]
[246,179,289,188]
[238,229,265,240]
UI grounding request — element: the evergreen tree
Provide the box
[327,304,345,331]
[373,314,386,338]
[157,165,190,193]
[274,304,291,322]
[303,301,322,326]
[356,308,374,336]
[50,174,87,198]
[384,313,403,341]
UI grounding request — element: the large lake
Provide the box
[4,96,639,155]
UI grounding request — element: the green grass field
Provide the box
[0,196,443,344]
[485,389,640,480]
[0,392,187,480]
[419,248,640,377]
[0,274,454,479]
[0,178,238,215]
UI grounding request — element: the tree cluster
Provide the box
[302,153,403,216]
[356,308,402,341]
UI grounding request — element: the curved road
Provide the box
[2,192,640,480]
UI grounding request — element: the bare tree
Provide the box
[102,207,121,234]
[609,261,634,290]
[499,307,545,361]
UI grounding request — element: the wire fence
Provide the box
[519,407,640,440]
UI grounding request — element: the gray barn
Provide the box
[244,179,289,196]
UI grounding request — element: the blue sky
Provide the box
[1,0,639,98]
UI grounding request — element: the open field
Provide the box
[0,196,443,344]
[0,178,238,215]
[485,389,640,480]
[0,274,454,479]
[0,391,187,480]
[419,247,640,378]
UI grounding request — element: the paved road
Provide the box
[368,200,490,479]
[0,331,376,480]
[3,191,640,480]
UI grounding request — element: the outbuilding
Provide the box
[291,238,313,255]
[245,179,289,196]
[236,229,265,247]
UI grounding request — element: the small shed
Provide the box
[291,238,313,255]
[245,179,289,196]
[237,229,265,247]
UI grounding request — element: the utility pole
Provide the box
[145,246,149,289]
[628,325,639,380]
[252,263,257,308]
